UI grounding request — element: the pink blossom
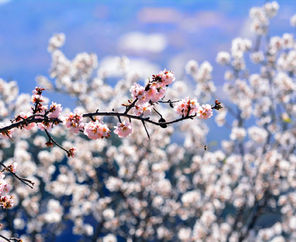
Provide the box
[175,98,199,116]
[145,85,157,102]
[157,70,175,86]
[129,71,173,105]
[130,83,146,100]
[31,94,48,116]
[31,94,45,104]
[145,83,166,103]
[48,102,62,119]
[197,104,213,119]
[132,103,153,117]
[64,113,84,133]
[84,120,110,139]
[31,87,48,115]
[114,121,132,138]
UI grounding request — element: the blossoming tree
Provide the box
[1,1,296,242]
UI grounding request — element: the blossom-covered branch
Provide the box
[1,70,216,146]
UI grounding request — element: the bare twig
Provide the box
[124,98,138,114]
[0,162,34,189]
[0,235,22,242]
[44,129,71,157]
[141,120,150,139]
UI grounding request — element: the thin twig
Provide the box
[124,98,138,114]
[153,108,163,118]
[0,235,10,242]
[0,117,61,134]
[83,111,196,126]
[141,120,150,139]
[0,162,34,189]
[44,129,70,156]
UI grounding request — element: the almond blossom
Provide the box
[132,103,153,117]
[64,113,84,133]
[114,121,132,138]
[48,102,62,119]
[196,104,213,120]
[130,83,145,100]
[175,97,199,117]
[155,70,175,86]
[84,120,110,139]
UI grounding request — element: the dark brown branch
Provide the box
[153,108,163,118]
[0,234,22,242]
[238,191,270,242]
[0,117,62,134]
[1,99,219,135]
[44,129,72,157]
[83,111,196,126]
[158,99,180,108]
[124,98,138,114]
[0,162,34,189]
[158,99,180,104]
[0,235,10,242]
[141,120,150,139]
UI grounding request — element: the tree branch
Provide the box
[0,162,34,189]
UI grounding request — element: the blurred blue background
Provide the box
[1,0,296,94]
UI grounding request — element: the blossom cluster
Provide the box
[174,98,213,119]
[130,70,174,104]
[249,1,279,35]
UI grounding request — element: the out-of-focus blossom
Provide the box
[248,126,268,144]
[264,1,279,18]
[185,60,198,75]
[250,51,264,63]
[197,61,212,82]
[103,233,117,242]
[216,51,231,65]
[48,33,65,52]
[230,127,246,141]
[291,14,296,27]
